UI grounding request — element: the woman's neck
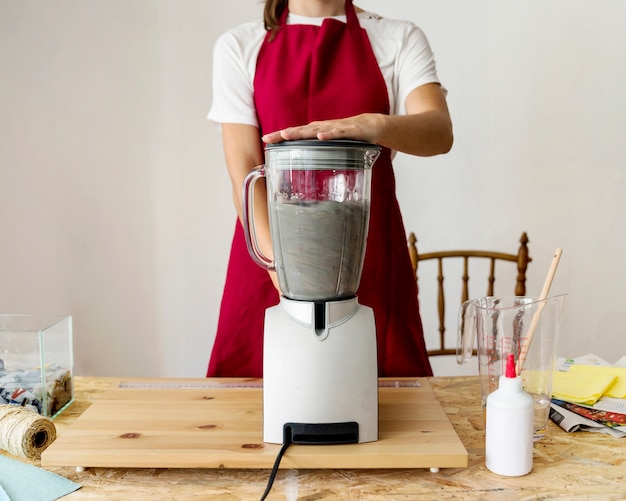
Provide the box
[288,0,355,18]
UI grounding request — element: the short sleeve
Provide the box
[207,23,265,127]
[395,23,445,114]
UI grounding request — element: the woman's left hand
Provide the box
[261,83,453,157]
[261,113,385,144]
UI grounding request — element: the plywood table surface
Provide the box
[20,376,625,500]
[41,378,467,470]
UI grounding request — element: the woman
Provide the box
[207,0,452,377]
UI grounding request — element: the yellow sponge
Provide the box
[567,364,626,399]
[551,370,617,405]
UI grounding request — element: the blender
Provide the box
[242,140,381,444]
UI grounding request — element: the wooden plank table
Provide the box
[40,378,467,470]
[15,376,626,499]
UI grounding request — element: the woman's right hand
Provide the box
[221,123,278,290]
[221,123,281,292]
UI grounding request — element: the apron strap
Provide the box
[345,0,358,27]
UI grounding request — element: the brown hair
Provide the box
[263,0,288,40]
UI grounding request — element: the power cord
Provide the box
[259,431,292,501]
[259,422,358,499]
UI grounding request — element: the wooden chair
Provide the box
[408,232,532,357]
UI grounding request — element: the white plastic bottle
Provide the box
[485,353,534,476]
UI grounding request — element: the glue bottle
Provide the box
[485,353,534,476]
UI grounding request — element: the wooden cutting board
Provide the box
[41,378,467,470]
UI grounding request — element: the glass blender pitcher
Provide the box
[242,139,380,301]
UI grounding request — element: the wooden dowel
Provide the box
[516,248,563,375]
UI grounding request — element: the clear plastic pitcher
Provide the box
[457,295,566,439]
[242,140,381,301]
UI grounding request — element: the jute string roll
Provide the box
[0,404,57,459]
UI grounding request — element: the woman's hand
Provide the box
[262,113,386,144]
[221,123,281,292]
[262,83,453,157]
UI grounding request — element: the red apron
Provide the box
[208,0,433,377]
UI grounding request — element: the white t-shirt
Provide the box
[208,11,443,127]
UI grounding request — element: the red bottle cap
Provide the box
[505,353,517,378]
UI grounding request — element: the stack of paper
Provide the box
[549,354,626,438]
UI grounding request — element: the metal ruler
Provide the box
[118,380,421,389]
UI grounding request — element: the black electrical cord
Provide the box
[259,436,292,501]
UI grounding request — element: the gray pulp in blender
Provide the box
[270,199,369,301]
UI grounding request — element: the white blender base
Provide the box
[263,297,378,444]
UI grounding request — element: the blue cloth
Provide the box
[0,455,80,501]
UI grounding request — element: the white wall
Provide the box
[1,1,624,377]
[359,0,626,368]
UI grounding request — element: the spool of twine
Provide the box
[0,404,57,459]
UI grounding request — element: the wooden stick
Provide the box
[516,248,563,375]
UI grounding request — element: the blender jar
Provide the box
[242,140,381,301]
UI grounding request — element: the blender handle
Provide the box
[456,299,476,364]
[241,165,275,270]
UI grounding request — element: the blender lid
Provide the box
[265,139,380,151]
[264,139,381,171]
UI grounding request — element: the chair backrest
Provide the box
[408,232,532,357]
